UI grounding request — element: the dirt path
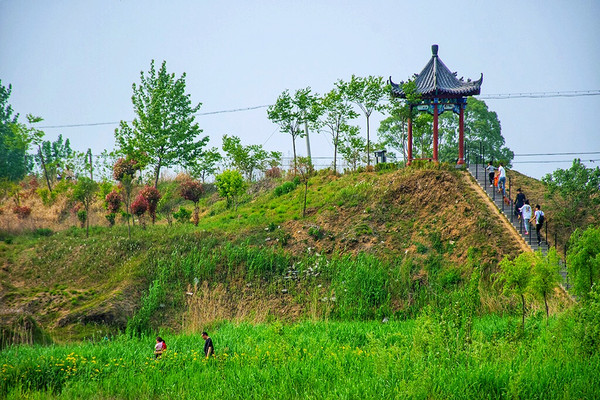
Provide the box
[462,172,532,254]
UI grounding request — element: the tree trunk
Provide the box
[85,204,90,238]
[89,150,94,181]
[366,115,371,167]
[303,182,308,218]
[292,136,297,176]
[38,146,52,192]
[154,159,162,188]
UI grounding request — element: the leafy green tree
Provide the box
[188,147,222,183]
[567,226,600,298]
[71,177,99,237]
[338,125,365,171]
[496,252,534,329]
[215,169,247,210]
[317,88,358,172]
[113,157,141,239]
[36,134,74,183]
[221,135,280,181]
[531,248,562,323]
[156,184,181,226]
[0,81,30,182]
[9,114,51,190]
[267,88,320,174]
[115,60,209,188]
[542,159,600,235]
[337,75,386,166]
[437,97,513,165]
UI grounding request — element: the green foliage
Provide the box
[71,177,99,237]
[267,88,320,173]
[307,226,325,240]
[337,75,386,166]
[338,125,365,171]
[114,60,209,187]
[496,252,534,328]
[76,209,87,227]
[222,135,280,181]
[215,169,247,210]
[173,206,192,224]
[317,88,359,172]
[567,225,600,298]
[274,180,299,196]
[157,184,181,225]
[126,279,164,337]
[0,80,29,182]
[531,248,562,321]
[187,147,222,182]
[332,254,390,319]
[543,159,600,234]
[574,285,600,356]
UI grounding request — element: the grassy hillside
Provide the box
[0,165,570,344]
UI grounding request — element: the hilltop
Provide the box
[0,165,571,344]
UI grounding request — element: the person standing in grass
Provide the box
[155,336,166,358]
[202,331,214,358]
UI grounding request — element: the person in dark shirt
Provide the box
[202,331,214,358]
[514,188,526,219]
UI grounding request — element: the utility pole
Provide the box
[304,121,312,160]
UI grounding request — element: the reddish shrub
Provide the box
[140,186,161,223]
[179,179,204,204]
[131,194,148,217]
[105,190,122,214]
[265,167,282,179]
[12,205,32,219]
[113,158,139,181]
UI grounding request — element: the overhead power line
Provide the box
[514,151,600,157]
[37,89,600,130]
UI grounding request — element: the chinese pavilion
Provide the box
[390,44,483,165]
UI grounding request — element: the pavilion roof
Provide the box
[390,45,483,99]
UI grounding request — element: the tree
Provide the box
[10,115,50,190]
[113,157,141,239]
[297,157,315,218]
[36,134,74,183]
[114,60,209,188]
[72,177,99,237]
[531,248,562,324]
[496,252,534,330]
[542,159,600,235]
[267,88,320,174]
[221,135,281,181]
[105,189,121,227]
[179,179,204,226]
[0,80,29,182]
[140,185,161,224]
[131,194,149,229]
[338,125,365,171]
[317,88,358,172]
[188,147,222,183]
[215,169,247,210]
[337,75,386,167]
[567,226,600,299]
[157,184,181,226]
[438,97,513,165]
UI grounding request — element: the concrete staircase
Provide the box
[467,164,549,254]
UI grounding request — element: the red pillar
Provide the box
[433,101,439,162]
[407,107,413,165]
[457,103,465,165]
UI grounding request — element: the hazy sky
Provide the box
[1,0,599,179]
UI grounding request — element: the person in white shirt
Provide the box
[534,204,545,245]
[498,163,506,197]
[519,200,532,235]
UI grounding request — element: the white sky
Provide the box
[1,0,599,179]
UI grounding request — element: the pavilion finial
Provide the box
[432,44,439,56]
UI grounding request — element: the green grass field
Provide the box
[2,313,598,399]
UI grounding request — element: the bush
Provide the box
[113,158,139,181]
[131,194,148,217]
[173,207,192,224]
[274,179,299,197]
[105,213,116,227]
[574,285,600,356]
[33,228,53,237]
[105,190,122,214]
[265,167,282,179]
[140,186,161,224]
[76,209,87,228]
[308,226,325,240]
[12,205,32,219]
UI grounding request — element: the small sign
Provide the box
[417,105,429,111]
[444,104,454,110]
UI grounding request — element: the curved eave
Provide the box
[389,74,483,99]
